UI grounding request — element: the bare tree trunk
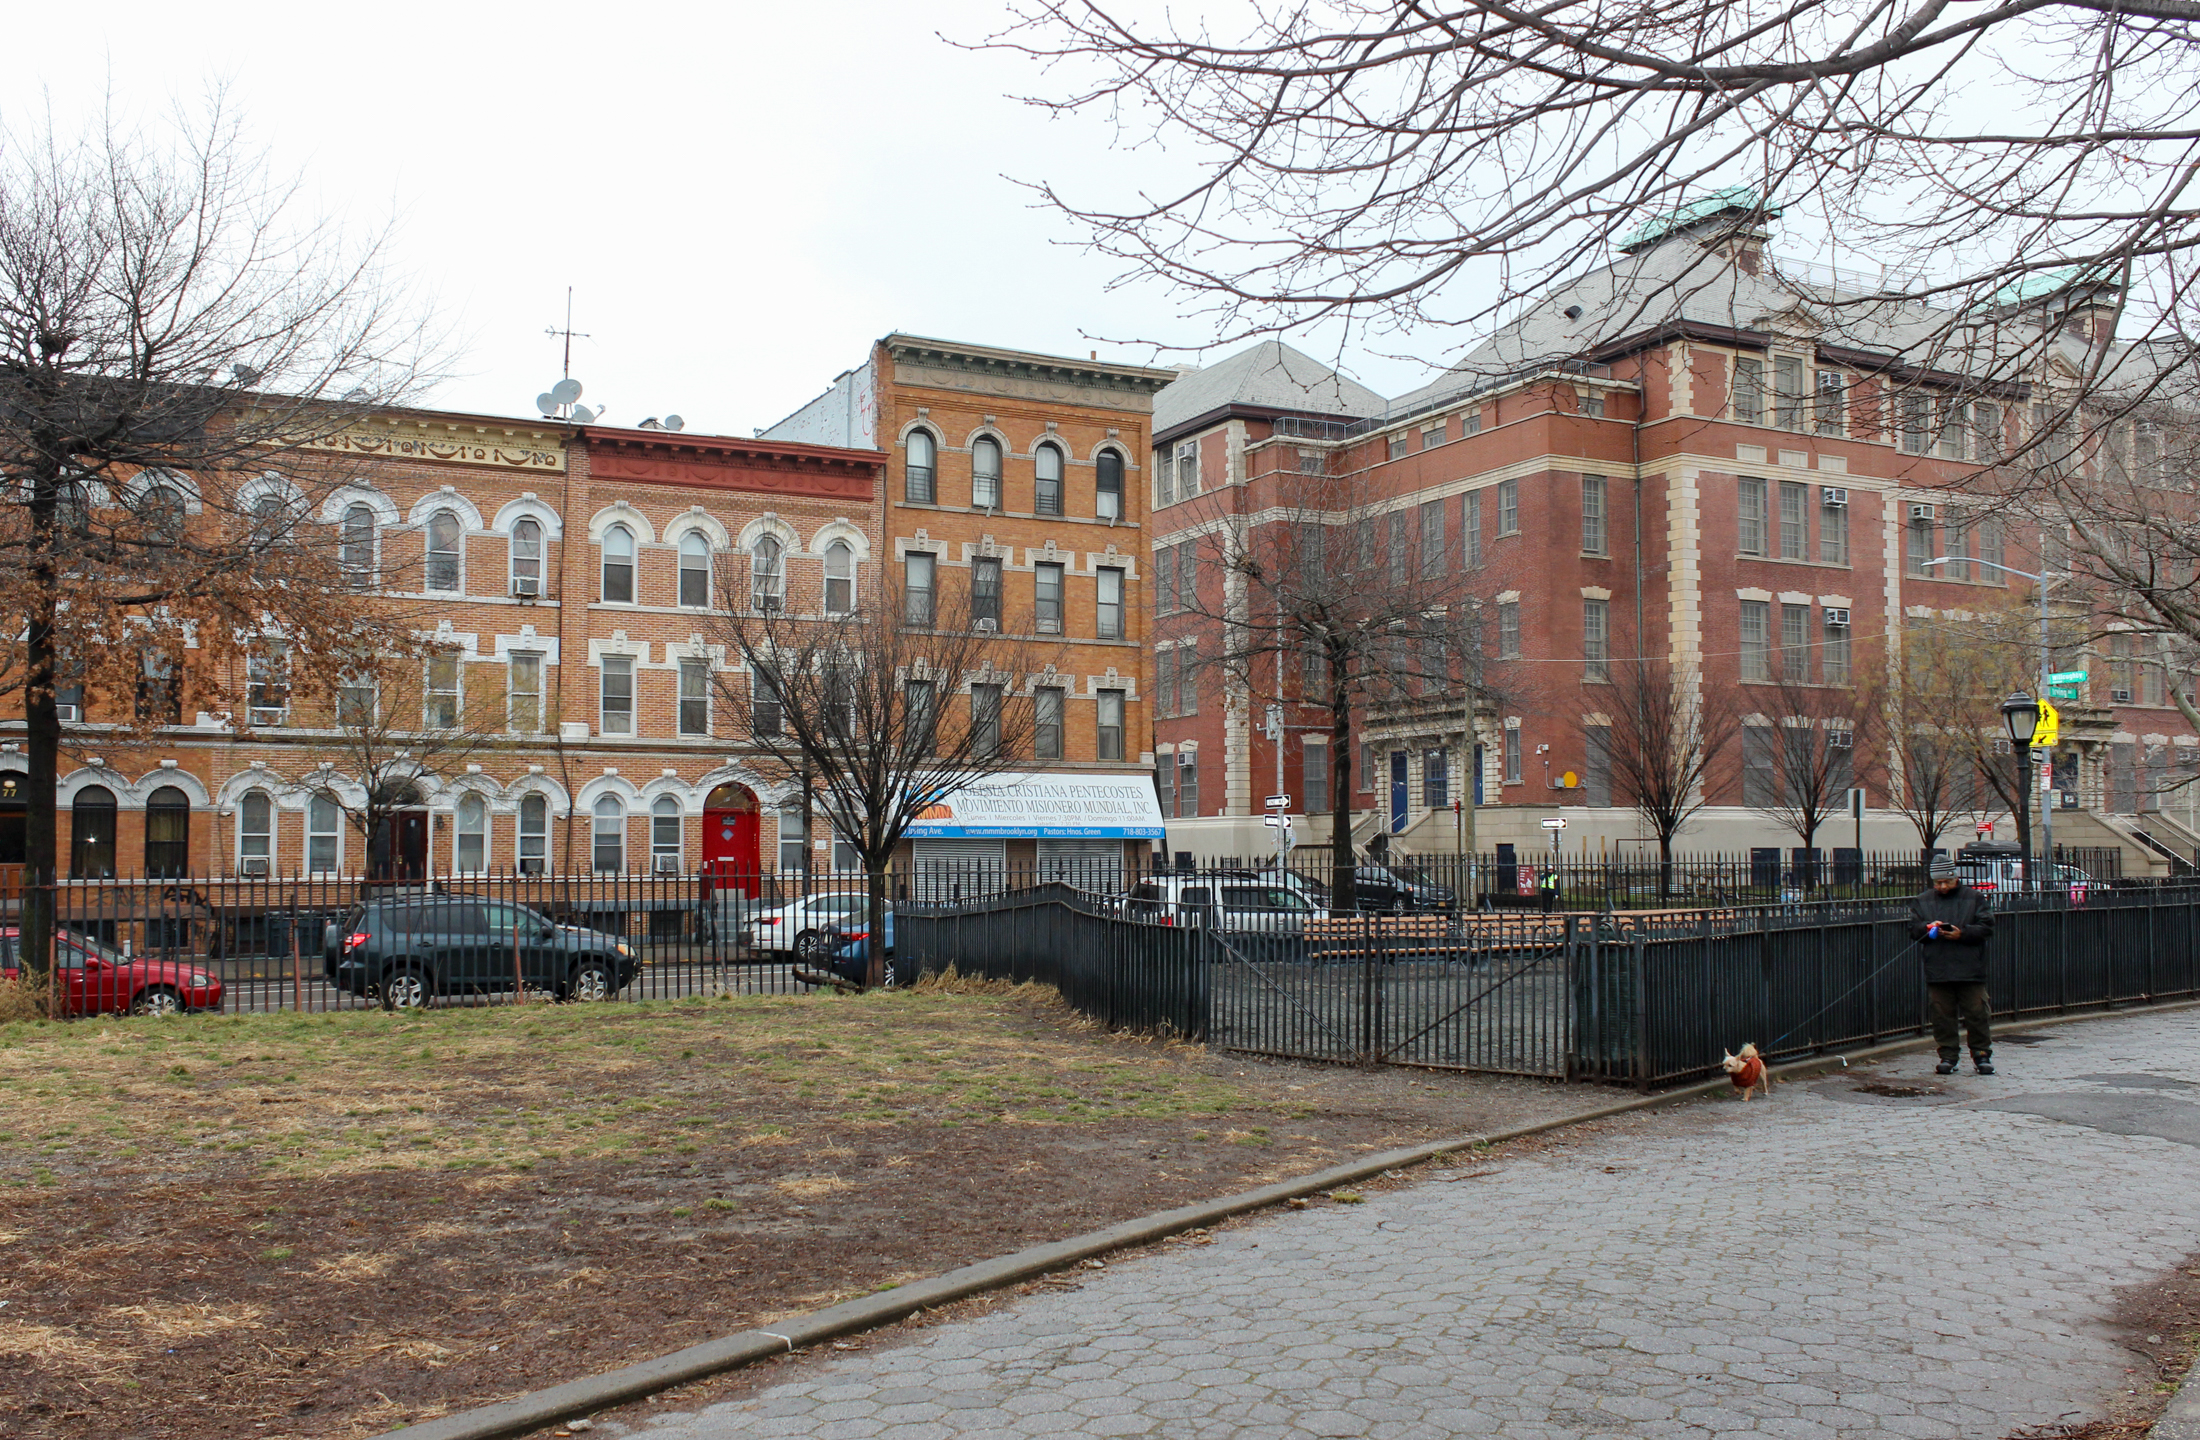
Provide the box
[21,475,60,994]
[865,855,890,989]
[1329,672,1356,913]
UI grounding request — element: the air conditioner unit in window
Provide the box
[1993,738,2013,755]
[975,618,998,633]
[1824,608,1851,627]
[2111,688,2134,703]
[1910,503,1936,522]
[1821,487,1849,507]
[1826,730,1854,749]
[249,707,287,727]
[511,575,540,598]
[239,856,270,877]
[653,853,683,874]
[54,703,78,723]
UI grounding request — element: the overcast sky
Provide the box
[11,0,1448,439]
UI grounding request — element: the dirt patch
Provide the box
[2005,1251,2200,1439]
[0,986,1592,1439]
[1852,1081,1945,1098]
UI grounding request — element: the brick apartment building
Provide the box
[16,407,889,880]
[764,335,1179,885]
[1150,196,2200,874]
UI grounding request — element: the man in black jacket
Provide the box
[1910,855,1996,1075]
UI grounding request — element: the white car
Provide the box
[747,893,877,960]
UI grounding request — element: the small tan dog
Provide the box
[1720,1043,1772,1101]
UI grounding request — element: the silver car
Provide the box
[1124,876,1316,935]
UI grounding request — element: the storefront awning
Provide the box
[906,772,1165,840]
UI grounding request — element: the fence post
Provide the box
[1626,919,1649,1092]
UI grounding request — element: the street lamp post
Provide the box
[2001,688,2041,885]
[1924,556,2058,878]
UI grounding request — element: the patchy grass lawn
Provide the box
[0,978,1586,1440]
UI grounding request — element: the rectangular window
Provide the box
[247,642,290,725]
[1978,519,2004,581]
[1943,514,1971,581]
[1814,371,1845,435]
[1035,685,1064,760]
[1778,481,1808,560]
[338,672,378,729]
[1420,499,1446,578]
[1297,448,1324,474]
[1900,392,1930,454]
[1582,475,1607,555]
[1156,445,1175,507]
[1175,645,1197,715]
[1463,490,1482,568]
[507,653,541,733]
[137,650,181,725]
[1097,689,1125,761]
[971,682,1002,758]
[1035,561,1064,633]
[1732,357,1764,423]
[1743,727,1775,806]
[1583,599,1608,682]
[1975,402,2004,462]
[777,802,808,872]
[752,666,782,737]
[1152,548,1174,616]
[1781,603,1811,682]
[1177,541,1197,613]
[1461,408,1482,436]
[2143,656,2166,707]
[971,557,1002,627]
[1154,650,1176,719]
[517,797,547,874]
[1906,515,1934,576]
[308,795,340,874]
[1819,497,1849,566]
[1176,440,1200,500]
[1739,600,1771,682]
[1422,420,1446,449]
[1504,725,1523,785]
[598,656,632,736]
[1388,433,1408,461]
[1388,511,1408,584]
[1096,567,1124,640]
[1176,751,1199,814]
[1497,600,1521,659]
[1579,389,1606,419]
[1823,612,1851,686]
[1937,400,1969,459]
[1303,743,1330,816]
[425,652,461,730]
[1155,755,1176,817]
[679,659,710,736]
[1737,477,1768,556]
[904,552,935,627]
[1423,749,1448,809]
[1035,454,1062,516]
[1773,356,1805,430]
[1497,478,1519,535]
[905,677,936,756]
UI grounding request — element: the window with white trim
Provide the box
[425,652,461,730]
[601,524,635,602]
[308,794,341,874]
[340,503,377,589]
[750,535,784,612]
[455,793,488,874]
[906,429,937,503]
[518,794,548,874]
[592,795,625,873]
[1035,443,1064,516]
[679,659,710,737]
[599,655,634,736]
[651,796,683,871]
[972,437,1002,510]
[426,510,462,592]
[510,517,543,595]
[239,790,273,871]
[508,653,542,734]
[678,532,711,608]
[824,540,854,615]
[1095,449,1123,519]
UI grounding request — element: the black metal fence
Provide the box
[899,877,2200,1089]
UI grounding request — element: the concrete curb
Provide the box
[384,999,2200,1440]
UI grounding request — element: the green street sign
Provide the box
[2046,684,2084,700]
[2047,670,2089,684]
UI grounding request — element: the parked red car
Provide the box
[0,926,223,1016]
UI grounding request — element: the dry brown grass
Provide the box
[0,977,47,1023]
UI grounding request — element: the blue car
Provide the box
[802,911,909,988]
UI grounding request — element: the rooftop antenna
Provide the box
[545,287,590,380]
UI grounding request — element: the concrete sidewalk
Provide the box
[611,1010,2200,1439]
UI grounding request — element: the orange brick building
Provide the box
[764,335,1177,883]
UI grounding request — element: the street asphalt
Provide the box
[610,1008,2200,1439]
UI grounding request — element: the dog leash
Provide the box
[1762,936,1925,1054]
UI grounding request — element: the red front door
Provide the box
[702,785,761,896]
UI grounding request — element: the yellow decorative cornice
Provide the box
[294,415,567,472]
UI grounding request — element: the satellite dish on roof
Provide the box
[551,378,583,405]
[570,405,596,423]
[535,393,558,417]
[664,415,685,432]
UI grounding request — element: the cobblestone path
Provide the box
[628,1009,2200,1439]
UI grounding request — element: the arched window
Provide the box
[340,503,376,590]
[750,535,784,612]
[824,540,855,615]
[140,484,186,542]
[1096,449,1124,520]
[307,794,340,874]
[71,785,116,879]
[426,510,462,592]
[678,531,711,608]
[1035,442,1064,516]
[906,429,937,503]
[592,795,625,873]
[601,524,635,603]
[251,492,295,547]
[145,785,190,878]
[239,790,273,874]
[650,796,683,873]
[971,437,1002,510]
[511,517,543,596]
[518,794,548,874]
[455,793,488,874]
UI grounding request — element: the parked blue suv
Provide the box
[324,896,637,1007]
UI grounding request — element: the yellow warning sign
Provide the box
[2034,698,2060,749]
